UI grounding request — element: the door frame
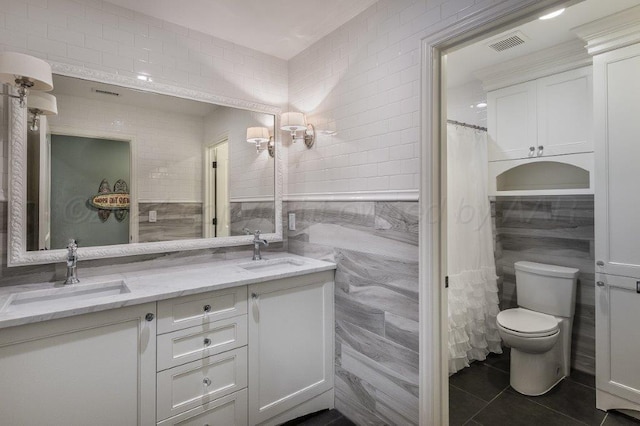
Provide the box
[203,133,229,238]
[48,125,138,244]
[418,0,576,424]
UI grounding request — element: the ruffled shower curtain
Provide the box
[447,123,502,375]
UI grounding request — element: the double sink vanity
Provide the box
[0,254,336,426]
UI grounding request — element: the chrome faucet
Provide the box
[64,239,80,285]
[245,229,268,260]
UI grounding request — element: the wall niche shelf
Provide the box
[488,153,594,196]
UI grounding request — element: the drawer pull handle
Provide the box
[204,338,211,346]
[203,304,211,313]
[203,377,211,386]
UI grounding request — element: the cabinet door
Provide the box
[487,80,537,161]
[537,67,593,157]
[596,274,640,409]
[594,44,640,277]
[0,303,156,426]
[248,271,334,425]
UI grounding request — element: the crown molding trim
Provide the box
[475,39,592,91]
[572,5,640,56]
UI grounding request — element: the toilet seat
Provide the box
[497,308,559,338]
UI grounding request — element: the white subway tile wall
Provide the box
[286,0,505,196]
[0,0,288,199]
[51,93,203,202]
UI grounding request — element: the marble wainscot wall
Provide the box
[492,195,595,374]
[138,202,203,242]
[285,200,419,425]
[0,201,284,288]
[229,201,275,236]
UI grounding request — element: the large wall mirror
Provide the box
[8,63,282,266]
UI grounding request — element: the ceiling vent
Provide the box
[487,31,528,52]
[92,88,120,97]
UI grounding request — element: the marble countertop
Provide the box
[0,253,336,330]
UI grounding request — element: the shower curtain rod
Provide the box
[447,119,487,132]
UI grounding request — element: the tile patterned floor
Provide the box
[283,409,356,426]
[450,349,640,426]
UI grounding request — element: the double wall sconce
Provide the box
[246,127,275,158]
[280,112,315,148]
[0,52,57,129]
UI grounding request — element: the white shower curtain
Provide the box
[446,123,502,375]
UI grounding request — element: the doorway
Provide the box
[204,138,230,238]
[428,0,639,424]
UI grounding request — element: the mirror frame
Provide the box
[7,61,283,266]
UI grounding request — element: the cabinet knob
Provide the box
[596,281,605,287]
[203,377,211,386]
[537,145,544,156]
[204,338,211,346]
[529,146,535,156]
[145,313,154,322]
[596,260,605,267]
[203,304,211,313]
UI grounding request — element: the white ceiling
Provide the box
[102,0,379,60]
[446,0,640,88]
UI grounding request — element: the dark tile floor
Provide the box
[283,409,355,426]
[450,348,640,426]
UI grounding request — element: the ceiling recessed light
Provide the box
[476,101,487,108]
[539,8,565,20]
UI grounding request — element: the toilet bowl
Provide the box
[497,261,579,396]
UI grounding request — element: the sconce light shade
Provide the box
[246,126,271,143]
[27,92,58,116]
[280,112,307,132]
[0,52,53,92]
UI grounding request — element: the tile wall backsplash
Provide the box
[492,195,595,374]
[138,202,202,242]
[229,201,275,236]
[286,200,419,425]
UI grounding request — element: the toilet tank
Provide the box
[515,261,579,317]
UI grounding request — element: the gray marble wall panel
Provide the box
[229,201,275,236]
[286,200,419,425]
[138,202,202,242]
[0,201,284,287]
[492,195,595,374]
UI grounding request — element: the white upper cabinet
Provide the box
[488,80,537,161]
[537,67,593,157]
[487,67,593,162]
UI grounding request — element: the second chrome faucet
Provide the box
[244,229,268,260]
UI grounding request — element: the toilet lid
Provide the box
[497,308,559,336]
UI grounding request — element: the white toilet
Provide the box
[496,261,579,396]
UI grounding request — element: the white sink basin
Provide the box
[1,280,130,313]
[238,257,305,273]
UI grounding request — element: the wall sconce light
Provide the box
[27,92,58,132]
[280,112,315,148]
[246,126,275,158]
[0,52,53,108]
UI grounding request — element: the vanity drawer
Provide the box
[157,315,248,371]
[157,286,247,334]
[157,347,248,421]
[157,388,248,426]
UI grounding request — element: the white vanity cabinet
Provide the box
[487,67,593,161]
[0,303,157,426]
[248,271,335,426]
[156,287,249,425]
[593,42,640,413]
